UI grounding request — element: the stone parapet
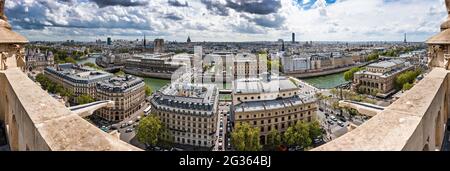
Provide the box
[314,68,449,151]
[0,67,141,151]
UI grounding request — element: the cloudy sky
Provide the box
[3,0,449,42]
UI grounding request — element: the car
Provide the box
[337,121,345,127]
[125,128,133,133]
[136,116,142,122]
[171,148,184,151]
[120,123,127,128]
[327,120,334,125]
[128,120,134,125]
[219,137,223,143]
[330,116,338,122]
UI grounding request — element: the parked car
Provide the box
[337,121,345,127]
[330,116,338,122]
[327,120,334,125]
[125,128,133,133]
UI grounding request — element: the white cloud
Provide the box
[3,0,448,42]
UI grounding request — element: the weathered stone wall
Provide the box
[314,68,449,151]
[1,67,140,151]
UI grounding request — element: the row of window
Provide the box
[158,112,213,122]
[175,138,212,147]
[236,92,298,101]
[237,107,313,119]
[237,116,313,133]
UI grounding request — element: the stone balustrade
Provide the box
[0,66,141,151]
[314,68,449,151]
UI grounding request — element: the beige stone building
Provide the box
[352,59,414,97]
[151,83,219,148]
[232,76,317,145]
[154,39,164,53]
[25,48,54,72]
[96,75,145,122]
[233,53,267,79]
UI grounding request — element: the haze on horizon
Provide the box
[4,0,448,42]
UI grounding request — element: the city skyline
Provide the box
[4,0,448,42]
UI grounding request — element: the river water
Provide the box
[301,72,348,89]
[78,57,346,91]
[77,57,171,92]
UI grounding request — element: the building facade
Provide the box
[232,76,317,145]
[151,83,219,148]
[154,39,164,53]
[25,48,54,72]
[124,53,185,78]
[282,52,355,73]
[352,59,414,97]
[96,75,145,122]
[44,63,113,101]
[233,53,267,79]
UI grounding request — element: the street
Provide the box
[213,101,231,151]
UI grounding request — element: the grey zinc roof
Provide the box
[233,76,298,94]
[368,59,405,68]
[234,95,315,113]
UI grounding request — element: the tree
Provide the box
[64,57,77,64]
[35,73,73,99]
[367,52,379,61]
[344,67,363,81]
[308,120,322,140]
[115,70,125,76]
[145,85,153,96]
[283,121,311,148]
[136,115,164,147]
[345,107,359,117]
[76,94,95,105]
[266,129,282,150]
[402,82,413,91]
[395,69,422,90]
[84,62,102,70]
[231,122,262,151]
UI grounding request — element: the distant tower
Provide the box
[404,33,407,43]
[292,33,295,43]
[281,40,285,51]
[107,37,112,45]
[154,39,164,53]
[187,36,191,44]
[143,35,147,48]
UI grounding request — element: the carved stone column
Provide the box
[426,0,450,70]
[0,0,28,71]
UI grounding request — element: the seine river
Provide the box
[77,57,171,91]
[78,56,347,91]
[301,72,348,89]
